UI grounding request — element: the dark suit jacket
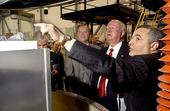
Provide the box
[69,40,164,111]
[92,41,130,111]
[50,51,65,90]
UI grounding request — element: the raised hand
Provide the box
[34,23,65,43]
[34,23,53,34]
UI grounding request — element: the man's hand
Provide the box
[51,69,59,76]
[34,23,65,43]
[34,23,53,35]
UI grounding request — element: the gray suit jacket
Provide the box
[64,44,101,85]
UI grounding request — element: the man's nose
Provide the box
[107,29,111,33]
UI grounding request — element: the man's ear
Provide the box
[121,31,126,38]
[150,42,159,51]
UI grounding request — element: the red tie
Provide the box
[108,48,113,56]
[98,48,113,98]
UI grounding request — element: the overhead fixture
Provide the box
[43,6,48,15]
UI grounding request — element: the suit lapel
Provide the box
[102,41,129,60]
[117,41,129,60]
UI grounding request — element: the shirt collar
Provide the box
[107,41,122,58]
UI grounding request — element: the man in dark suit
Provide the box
[35,31,65,91]
[34,24,164,111]
[50,41,65,90]
[91,19,129,111]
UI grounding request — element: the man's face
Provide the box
[52,42,61,52]
[106,20,123,45]
[77,25,90,43]
[129,28,151,56]
[37,39,48,48]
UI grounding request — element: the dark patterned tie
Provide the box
[98,48,113,98]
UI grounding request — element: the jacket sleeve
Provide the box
[69,41,148,90]
[70,41,115,75]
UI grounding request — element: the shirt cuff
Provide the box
[64,39,76,52]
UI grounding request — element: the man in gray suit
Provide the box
[64,23,93,85]
[64,23,100,99]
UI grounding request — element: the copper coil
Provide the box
[159,55,170,65]
[158,74,170,83]
[162,14,170,24]
[158,82,170,92]
[163,52,170,55]
[161,2,170,13]
[157,104,170,111]
[159,66,170,73]
[160,45,170,51]
[162,25,170,30]
[158,0,170,110]
[163,30,170,35]
[160,35,170,41]
[157,97,170,108]
[160,35,170,44]
[157,90,170,99]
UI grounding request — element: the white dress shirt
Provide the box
[64,39,76,51]
[106,41,122,59]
